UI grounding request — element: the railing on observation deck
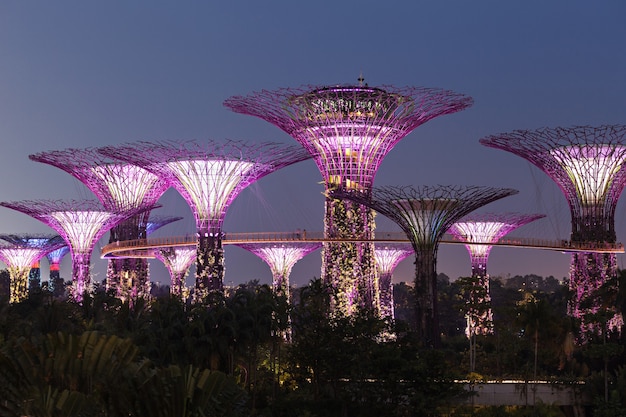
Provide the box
[100,231,625,259]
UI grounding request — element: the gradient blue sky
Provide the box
[1,1,625,288]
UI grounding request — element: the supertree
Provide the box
[0,199,147,302]
[333,185,518,346]
[29,148,169,302]
[0,235,66,303]
[99,139,311,300]
[153,246,196,298]
[374,243,414,321]
[144,215,183,236]
[225,81,472,316]
[448,212,545,337]
[234,242,322,299]
[0,234,66,293]
[480,125,626,337]
[45,245,70,296]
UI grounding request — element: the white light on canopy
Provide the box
[452,221,507,257]
[374,246,414,274]
[167,160,255,221]
[91,164,162,208]
[0,247,43,268]
[50,211,115,253]
[550,145,626,205]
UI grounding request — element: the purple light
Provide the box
[374,243,414,320]
[153,246,196,298]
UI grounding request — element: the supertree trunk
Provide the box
[414,248,439,347]
[378,271,394,320]
[9,268,30,304]
[71,252,92,302]
[322,198,378,315]
[195,232,224,300]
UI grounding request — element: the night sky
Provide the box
[1,1,625,288]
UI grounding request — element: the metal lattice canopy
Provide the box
[448,212,546,262]
[0,233,66,251]
[45,245,70,270]
[144,215,183,236]
[99,139,312,233]
[153,245,197,296]
[224,84,473,191]
[480,125,626,242]
[374,242,415,274]
[29,147,169,211]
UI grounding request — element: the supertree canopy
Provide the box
[448,212,545,337]
[145,215,183,236]
[480,125,626,337]
[374,243,414,320]
[225,82,473,316]
[0,200,146,302]
[333,185,518,346]
[45,245,70,294]
[153,246,196,298]
[99,139,311,300]
[0,234,66,303]
[29,147,169,303]
[234,242,322,299]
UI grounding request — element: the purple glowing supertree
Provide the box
[0,234,66,303]
[45,245,70,295]
[374,243,414,320]
[153,246,196,298]
[448,213,545,338]
[333,185,518,346]
[0,200,147,302]
[234,242,322,299]
[29,148,169,302]
[225,82,473,316]
[99,139,311,300]
[480,125,626,337]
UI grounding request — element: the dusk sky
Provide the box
[1,2,625,289]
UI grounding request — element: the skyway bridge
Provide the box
[100,231,624,259]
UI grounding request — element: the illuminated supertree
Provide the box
[0,234,66,293]
[333,185,517,346]
[225,81,472,316]
[29,148,169,302]
[0,235,66,303]
[153,246,196,298]
[480,125,626,336]
[0,200,145,302]
[234,242,322,299]
[45,245,70,295]
[99,139,311,300]
[145,215,183,236]
[448,213,545,337]
[374,243,414,320]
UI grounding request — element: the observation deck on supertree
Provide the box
[99,139,311,300]
[45,245,70,294]
[480,125,626,337]
[29,147,169,303]
[224,82,473,316]
[332,185,518,347]
[374,243,414,321]
[153,246,196,298]
[0,200,147,302]
[0,234,65,303]
[234,241,322,299]
[448,212,545,337]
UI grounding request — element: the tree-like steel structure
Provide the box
[0,234,66,303]
[234,241,322,299]
[374,243,414,320]
[480,125,626,336]
[225,82,472,316]
[29,148,169,303]
[45,245,70,295]
[144,215,183,236]
[99,139,311,300]
[0,200,145,302]
[333,185,517,346]
[448,213,545,338]
[153,246,196,298]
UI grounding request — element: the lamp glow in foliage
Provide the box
[0,200,149,302]
[480,125,626,336]
[29,148,169,302]
[333,185,518,347]
[225,82,473,316]
[153,246,197,298]
[234,242,322,299]
[374,243,414,320]
[448,212,545,337]
[0,235,65,303]
[99,139,311,300]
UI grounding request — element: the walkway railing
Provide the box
[100,231,625,259]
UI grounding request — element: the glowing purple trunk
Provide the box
[71,252,92,302]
